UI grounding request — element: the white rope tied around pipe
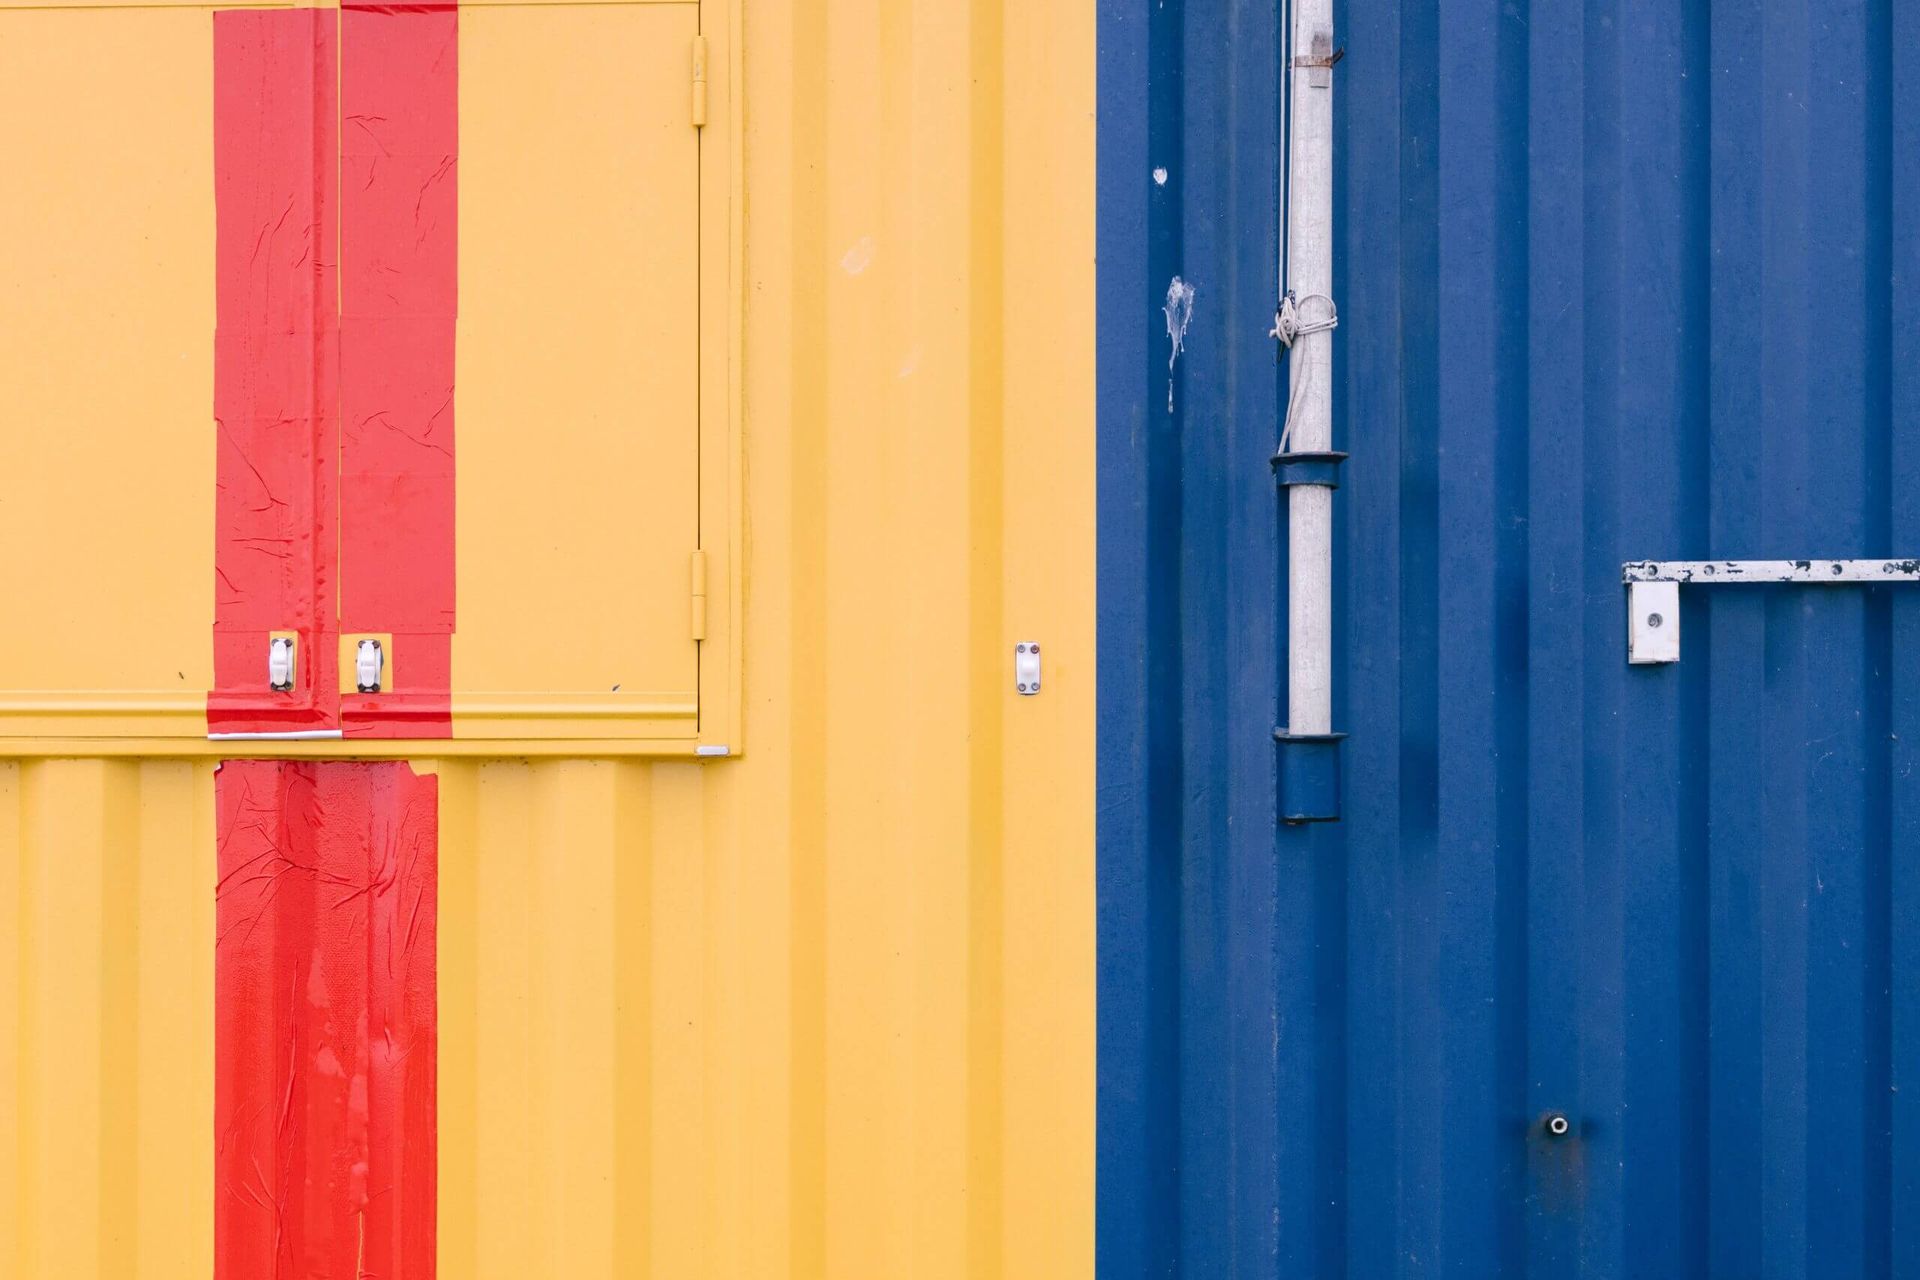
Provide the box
[1274,292,1336,454]
[1270,290,1338,348]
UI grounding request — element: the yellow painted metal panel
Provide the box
[1,0,1093,1277]
[453,2,703,739]
[0,761,217,1279]
[0,14,213,739]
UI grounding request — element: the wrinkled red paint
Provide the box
[211,11,450,1276]
[215,760,438,1279]
[210,10,341,733]
[211,5,457,737]
[340,2,458,737]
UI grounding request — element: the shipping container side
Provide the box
[0,0,1095,1277]
[1099,1,1915,1278]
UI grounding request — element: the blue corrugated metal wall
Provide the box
[1097,1,1919,1275]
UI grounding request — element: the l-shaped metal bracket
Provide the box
[1622,559,1920,664]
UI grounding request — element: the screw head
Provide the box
[1544,1112,1571,1139]
[1030,644,1039,654]
[1647,612,1664,629]
[1017,683,1028,693]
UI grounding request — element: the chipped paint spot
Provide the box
[1164,276,1196,413]
[840,235,875,275]
[1153,166,1168,186]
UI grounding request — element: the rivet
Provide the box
[1647,613,1664,629]
[1544,1112,1571,1139]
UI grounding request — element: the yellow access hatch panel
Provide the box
[0,0,739,754]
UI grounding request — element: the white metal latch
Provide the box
[268,636,295,691]
[1624,559,1920,664]
[1015,642,1041,695]
[1626,581,1681,664]
[355,638,384,693]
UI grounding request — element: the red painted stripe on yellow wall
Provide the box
[211,4,457,736]
[214,760,439,1277]
[212,8,453,1275]
[340,2,458,738]
[210,9,341,733]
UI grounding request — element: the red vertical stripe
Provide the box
[211,10,341,733]
[215,761,439,1278]
[213,10,448,1277]
[340,3,459,737]
[211,5,457,737]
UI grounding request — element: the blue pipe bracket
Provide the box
[1274,729,1345,824]
[1271,448,1348,489]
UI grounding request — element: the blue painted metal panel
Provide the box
[1097,1,1917,1275]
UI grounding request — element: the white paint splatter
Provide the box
[1153,167,1168,186]
[840,236,875,275]
[1164,276,1196,413]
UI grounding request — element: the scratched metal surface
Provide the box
[1098,0,1919,1275]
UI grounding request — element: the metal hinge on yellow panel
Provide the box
[691,36,709,128]
[690,549,708,640]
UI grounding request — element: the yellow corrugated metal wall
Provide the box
[0,1,1095,1276]
[1,761,218,1279]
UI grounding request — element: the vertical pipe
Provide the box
[1286,0,1335,736]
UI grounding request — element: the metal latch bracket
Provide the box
[1624,559,1920,664]
[1015,642,1041,695]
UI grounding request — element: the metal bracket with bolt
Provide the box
[355,638,384,693]
[1015,642,1041,695]
[1624,559,1920,664]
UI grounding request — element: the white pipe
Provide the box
[1286,0,1335,736]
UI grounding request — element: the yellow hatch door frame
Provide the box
[0,0,741,758]
[695,0,745,759]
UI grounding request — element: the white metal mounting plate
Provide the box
[356,638,384,694]
[1015,642,1041,695]
[1627,581,1681,665]
[268,634,296,691]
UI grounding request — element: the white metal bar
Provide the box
[1286,0,1335,736]
[206,729,346,741]
[1623,559,1920,584]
